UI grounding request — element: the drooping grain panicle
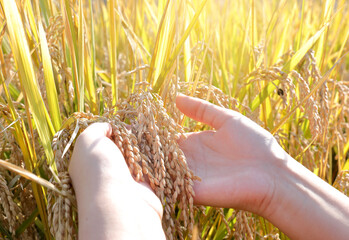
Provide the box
[0,169,34,239]
[0,174,20,236]
[1,0,349,239]
[47,88,196,239]
[47,171,75,240]
[47,47,347,238]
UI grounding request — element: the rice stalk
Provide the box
[1,0,349,238]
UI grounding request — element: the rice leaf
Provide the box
[77,0,84,111]
[87,0,98,114]
[61,0,80,111]
[234,8,251,95]
[295,0,305,51]
[84,41,98,114]
[0,73,51,240]
[250,80,279,112]
[272,18,290,65]
[108,0,118,105]
[183,4,192,82]
[8,84,21,102]
[151,0,176,88]
[335,27,349,64]
[215,29,229,94]
[283,22,329,73]
[344,140,349,161]
[38,0,50,24]
[315,0,333,68]
[0,160,74,200]
[2,0,55,167]
[343,159,349,171]
[0,222,12,240]
[15,208,39,237]
[114,7,151,58]
[24,0,39,44]
[264,0,287,48]
[39,22,62,132]
[146,0,170,85]
[1,3,58,235]
[153,0,208,92]
[190,46,207,96]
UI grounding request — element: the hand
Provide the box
[176,94,286,214]
[69,123,165,240]
[176,95,349,239]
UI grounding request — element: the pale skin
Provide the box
[69,95,349,239]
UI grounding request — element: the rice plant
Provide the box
[0,0,349,239]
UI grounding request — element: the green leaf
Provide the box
[108,0,118,105]
[282,22,329,72]
[2,0,55,169]
[61,0,80,111]
[39,22,62,131]
[78,0,85,111]
[146,0,172,87]
[251,22,330,112]
[250,80,280,112]
[153,0,208,92]
[15,208,39,237]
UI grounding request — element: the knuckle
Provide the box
[196,102,209,121]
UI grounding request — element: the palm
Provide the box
[176,95,282,213]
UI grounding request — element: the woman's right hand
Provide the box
[176,95,286,215]
[176,95,349,240]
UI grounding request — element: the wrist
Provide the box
[259,154,299,218]
[261,153,349,239]
[245,142,292,216]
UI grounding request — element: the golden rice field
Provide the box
[0,0,349,239]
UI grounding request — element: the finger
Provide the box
[80,122,113,139]
[176,94,232,129]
